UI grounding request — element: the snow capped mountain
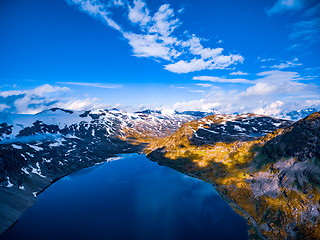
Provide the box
[190,113,293,145]
[0,107,198,233]
[175,109,220,118]
[0,108,196,191]
[280,108,319,121]
[147,112,320,240]
[0,107,195,142]
[0,107,317,234]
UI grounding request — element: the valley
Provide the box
[0,108,319,239]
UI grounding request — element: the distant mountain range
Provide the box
[0,107,319,239]
[280,107,319,121]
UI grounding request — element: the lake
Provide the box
[1,153,248,240]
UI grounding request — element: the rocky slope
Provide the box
[0,108,195,234]
[146,112,320,239]
[1,108,319,239]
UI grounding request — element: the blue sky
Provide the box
[0,0,319,115]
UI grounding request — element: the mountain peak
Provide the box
[37,108,74,115]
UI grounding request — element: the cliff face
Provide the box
[146,113,320,240]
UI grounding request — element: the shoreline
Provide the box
[1,152,266,240]
[147,157,267,240]
[0,155,118,235]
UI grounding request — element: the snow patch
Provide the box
[28,144,43,151]
[21,167,31,175]
[49,138,66,147]
[6,177,13,187]
[30,162,46,178]
[12,143,22,149]
[106,156,123,162]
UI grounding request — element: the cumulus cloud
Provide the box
[57,97,100,111]
[165,54,244,74]
[66,0,243,73]
[171,70,319,117]
[266,0,305,16]
[254,101,285,116]
[0,84,101,114]
[123,32,180,60]
[165,59,212,73]
[181,36,223,60]
[128,0,150,26]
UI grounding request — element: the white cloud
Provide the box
[164,54,243,74]
[67,0,244,73]
[266,0,305,16]
[196,83,213,88]
[57,82,122,89]
[269,58,302,69]
[0,84,101,114]
[0,90,22,98]
[254,101,284,116]
[123,32,180,60]
[57,97,100,111]
[189,90,205,93]
[229,71,249,76]
[67,0,123,31]
[181,36,223,59]
[193,76,253,84]
[128,0,150,26]
[171,70,319,116]
[0,104,9,111]
[32,84,69,96]
[149,4,179,37]
[172,98,220,112]
[0,84,69,98]
[241,82,278,96]
[241,70,307,97]
[164,59,212,73]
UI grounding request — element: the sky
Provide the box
[0,0,319,115]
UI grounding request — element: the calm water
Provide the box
[2,154,248,240]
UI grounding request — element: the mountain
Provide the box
[175,109,220,118]
[279,107,319,121]
[1,108,319,239]
[146,112,320,240]
[0,108,195,233]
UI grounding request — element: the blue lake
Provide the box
[2,153,248,240]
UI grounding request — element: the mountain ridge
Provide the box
[146,112,320,239]
[0,108,319,239]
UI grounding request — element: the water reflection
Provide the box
[2,154,248,240]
